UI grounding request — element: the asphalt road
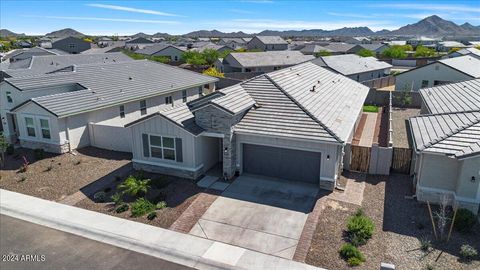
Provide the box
[0,215,194,270]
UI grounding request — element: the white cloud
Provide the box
[86,3,182,17]
[228,9,255,14]
[373,3,480,13]
[23,15,179,24]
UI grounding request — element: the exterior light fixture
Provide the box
[327,155,330,160]
[471,176,476,183]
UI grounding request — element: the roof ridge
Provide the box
[412,110,480,118]
[420,114,480,151]
[263,73,343,143]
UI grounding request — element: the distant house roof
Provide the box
[82,41,126,54]
[450,47,480,58]
[253,36,287,45]
[2,47,57,61]
[438,55,480,78]
[125,37,153,44]
[220,38,246,44]
[6,60,218,117]
[439,41,468,48]
[311,54,392,75]
[419,79,480,114]
[192,43,232,52]
[323,43,362,53]
[226,51,314,68]
[300,44,333,54]
[52,36,88,45]
[358,44,388,52]
[135,44,185,55]
[3,53,134,77]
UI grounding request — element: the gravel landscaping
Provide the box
[391,107,420,148]
[0,147,131,201]
[75,171,206,229]
[306,174,480,270]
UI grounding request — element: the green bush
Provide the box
[116,203,129,213]
[111,192,123,205]
[156,201,167,210]
[347,257,363,266]
[339,243,365,265]
[33,148,44,160]
[460,244,477,260]
[420,237,431,251]
[347,209,375,246]
[454,208,476,233]
[118,175,151,197]
[147,211,157,220]
[363,105,379,113]
[131,198,155,217]
[93,191,106,202]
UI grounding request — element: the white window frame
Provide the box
[119,105,125,118]
[6,91,13,103]
[38,117,51,140]
[140,100,147,115]
[182,90,187,103]
[24,116,36,137]
[148,134,176,161]
[165,96,173,106]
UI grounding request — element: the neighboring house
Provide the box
[344,37,371,44]
[0,60,217,153]
[407,36,440,47]
[218,38,246,50]
[51,36,91,54]
[215,51,314,73]
[82,41,126,54]
[436,41,468,52]
[14,40,32,48]
[358,44,389,55]
[323,43,363,55]
[97,37,114,47]
[409,79,480,213]
[38,37,52,48]
[135,44,185,62]
[192,43,233,53]
[311,54,392,82]
[300,44,333,55]
[446,47,480,59]
[125,37,154,50]
[2,53,133,78]
[246,36,288,51]
[1,47,58,62]
[385,40,407,46]
[395,55,480,91]
[125,62,369,190]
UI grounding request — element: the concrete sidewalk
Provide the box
[0,189,324,270]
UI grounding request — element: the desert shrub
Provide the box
[460,244,478,260]
[339,243,365,265]
[347,257,363,266]
[116,203,129,213]
[147,211,157,220]
[156,201,167,210]
[33,148,44,160]
[111,192,123,205]
[93,191,106,202]
[347,209,375,246]
[363,105,379,113]
[118,175,151,197]
[420,237,431,251]
[454,208,476,233]
[6,144,14,155]
[131,198,155,217]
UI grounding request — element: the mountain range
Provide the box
[1,15,479,38]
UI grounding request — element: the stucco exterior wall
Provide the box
[152,47,184,62]
[52,37,91,54]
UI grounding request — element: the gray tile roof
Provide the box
[212,84,256,114]
[135,44,184,55]
[312,54,392,75]
[410,112,480,158]
[7,60,218,117]
[324,43,360,53]
[358,44,387,52]
[438,55,480,78]
[453,47,480,57]
[300,44,333,54]
[228,51,314,68]
[220,38,246,44]
[2,47,57,62]
[3,53,134,77]
[254,36,287,45]
[159,105,204,135]
[419,79,480,114]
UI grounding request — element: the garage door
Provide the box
[242,144,321,184]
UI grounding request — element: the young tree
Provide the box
[181,51,207,66]
[202,67,224,78]
[381,45,408,59]
[414,45,435,57]
[314,50,332,57]
[0,132,9,168]
[202,49,220,66]
[356,49,375,57]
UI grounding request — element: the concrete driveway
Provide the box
[190,174,318,259]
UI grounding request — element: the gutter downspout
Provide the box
[65,117,72,153]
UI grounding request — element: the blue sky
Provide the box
[1,0,479,35]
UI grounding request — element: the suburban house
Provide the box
[1,47,58,62]
[299,44,333,55]
[125,62,369,190]
[192,43,233,53]
[246,36,288,51]
[125,37,154,50]
[323,43,363,55]
[395,55,480,91]
[14,40,33,48]
[358,44,389,55]
[51,36,91,54]
[446,47,480,59]
[2,53,134,78]
[311,54,392,82]
[218,38,246,50]
[409,79,480,213]
[436,41,468,52]
[215,51,314,73]
[407,36,440,47]
[97,37,114,47]
[0,60,218,153]
[344,37,371,44]
[135,44,186,62]
[82,41,126,54]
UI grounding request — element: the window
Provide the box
[119,105,125,118]
[174,55,178,61]
[165,96,173,106]
[356,74,360,81]
[198,87,203,97]
[25,117,35,137]
[39,118,51,139]
[182,90,187,103]
[6,91,13,103]
[140,100,147,115]
[421,80,429,88]
[68,43,76,49]
[145,134,182,161]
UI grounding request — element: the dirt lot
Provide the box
[306,174,480,270]
[0,147,131,201]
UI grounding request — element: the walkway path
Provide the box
[359,112,378,147]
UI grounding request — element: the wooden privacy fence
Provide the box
[350,145,371,173]
[391,147,412,174]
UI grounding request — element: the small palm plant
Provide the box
[118,175,151,197]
